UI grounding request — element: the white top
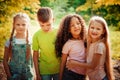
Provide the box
[62,39,86,75]
[5,37,32,47]
[87,41,106,80]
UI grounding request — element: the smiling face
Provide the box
[69,17,82,39]
[89,21,104,42]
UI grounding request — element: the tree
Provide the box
[95,0,120,5]
[0,0,40,52]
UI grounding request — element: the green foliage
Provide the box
[39,0,76,25]
[40,0,52,7]
[105,5,120,28]
[96,0,120,5]
[76,0,120,30]
[0,0,40,60]
[68,0,86,9]
[109,29,120,60]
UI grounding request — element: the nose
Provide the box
[74,24,79,28]
[92,29,97,33]
[19,25,23,28]
[44,26,49,30]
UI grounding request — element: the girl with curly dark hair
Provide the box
[55,14,87,80]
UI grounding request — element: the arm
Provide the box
[59,54,68,80]
[67,53,102,70]
[3,47,11,79]
[33,51,41,80]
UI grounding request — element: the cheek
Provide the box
[88,29,92,33]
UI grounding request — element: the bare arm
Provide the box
[59,54,68,80]
[33,51,41,80]
[67,53,102,70]
[3,47,11,78]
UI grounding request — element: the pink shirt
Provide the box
[87,41,106,80]
[62,39,86,75]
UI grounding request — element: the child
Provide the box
[67,16,114,80]
[32,7,60,80]
[3,12,34,80]
[55,14,86,80]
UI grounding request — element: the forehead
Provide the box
[90,21,103,28]
[71,17,79,21]
[39,18,53,24]
[70,17,79,23]
[15,17,28,22]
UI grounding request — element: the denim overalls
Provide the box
[8,38,33,80]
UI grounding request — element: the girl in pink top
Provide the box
[67,16,114,80]
[55,14,87,80]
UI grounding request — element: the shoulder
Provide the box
[63,40,73,48]
[33,29,41,36]
[33,30,41,38]
[97,42,105,49]
[95,42,106,54]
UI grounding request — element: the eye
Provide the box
[70,24,74,27]
[90,26,94,29]
[22,24,26,26]
[77,22,80,25]
[97,28,101,30]
[40,24,44,27]
[16,24,20,26]
[47,24,51,26]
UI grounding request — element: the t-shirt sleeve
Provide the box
[32,33,39,51]
[5,40,10,48]
[62,42,70,54]
[95,42,105,54]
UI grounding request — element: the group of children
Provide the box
[3,7,114,80]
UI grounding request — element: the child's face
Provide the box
[69,17,82,39]
[89,21,104,41]
[14,17,28,34]
[38,18,54,32]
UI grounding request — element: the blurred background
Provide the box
[0,0,120,79]
[0,0,120,61]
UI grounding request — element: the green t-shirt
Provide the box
[32,28,60,75]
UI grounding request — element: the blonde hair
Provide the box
[9,12,31,61]
[87,16,114,80]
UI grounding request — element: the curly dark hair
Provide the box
[55,14,86,57]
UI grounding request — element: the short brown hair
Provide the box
[37,7,53,23]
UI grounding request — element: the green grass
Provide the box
[110,30,120,60]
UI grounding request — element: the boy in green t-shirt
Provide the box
[32,7,60,80]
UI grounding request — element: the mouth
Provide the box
[74,29,80,32]
[91,33,98,36]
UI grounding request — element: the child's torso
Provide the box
[8,38,33,74]
[87,41,106,80]
[62,39,86,75]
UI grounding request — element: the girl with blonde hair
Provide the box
[67,16,114,80]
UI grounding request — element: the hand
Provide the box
[66,60,77,70]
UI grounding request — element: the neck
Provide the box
[71,36,81,40]
[91,38,100,43]
[15,33,26,39]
